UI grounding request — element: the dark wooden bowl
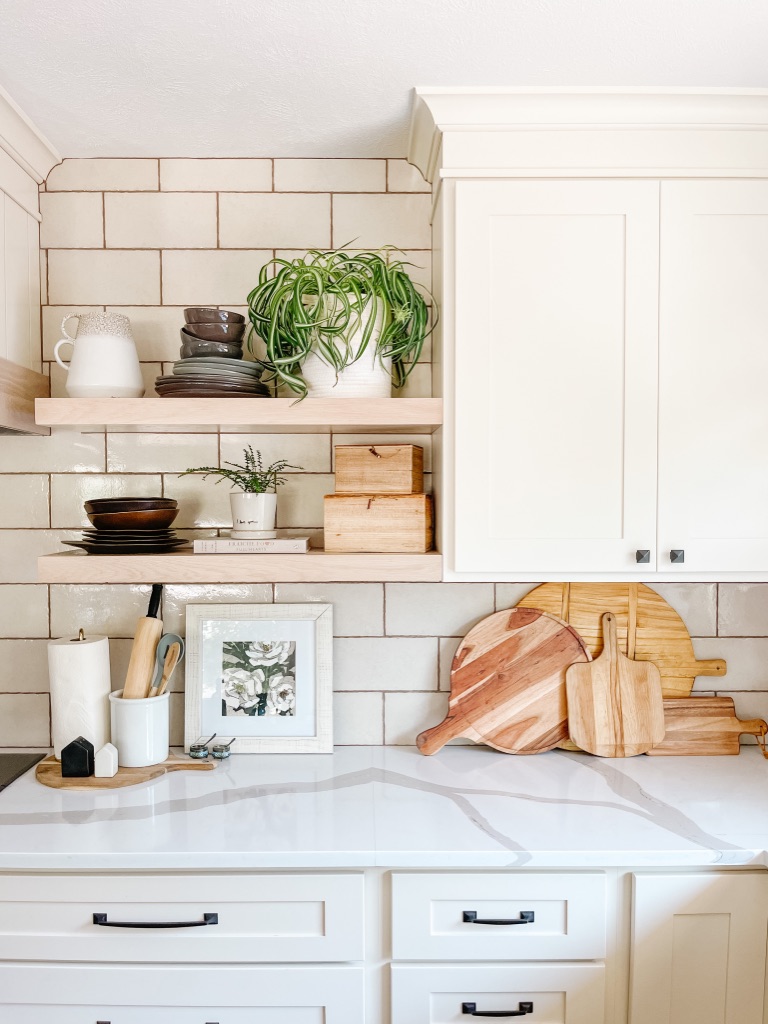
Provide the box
[84,497,177,513]
[87,508,179,531]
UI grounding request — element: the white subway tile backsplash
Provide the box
[48,249,160,305]
[220,434,331,475]
[105,306,186,362]
[439,637,461,691]
[692,637,768,691]
[163,474,233,528]
[387,160,431,193]
[219,193,331,248]
[274,583,383,636]
[40,193,104,248]
[0,586,48,638]
[163,584,273,634]
[386,583,495,637]
[334,637,437,691]
[0,640,50,691]
[0,694,50,746]
[47,159,159,192]
[161,250,272,306]
[277,474,335,529]
[332,194,431,249]
[0,476,49,528]
[0,531,71,583]
[384,691,465,745]
[50,585,154,638]
[51,474,162,528]
[40,251,48,304]
[334,691,383,745]
[107,433,218,474]
[398,363,432,398]
[495,583,537,609]
[105,193,217,249]
[719,584,768,636]
[160,158,272,192]
[274,159,385,193]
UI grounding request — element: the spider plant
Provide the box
[247,247,435,399]
[181,446,301,493]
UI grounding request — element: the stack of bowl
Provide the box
[181,307,246,358]
[63,498,188,555]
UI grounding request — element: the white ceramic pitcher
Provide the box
[54,312,145,398]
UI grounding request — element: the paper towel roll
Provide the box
[48,633,112,759]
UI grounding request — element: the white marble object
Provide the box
[94,742,118,778]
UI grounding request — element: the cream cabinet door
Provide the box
[630,872,768,1024]
[658,181,768,572]
[452,179,659,574]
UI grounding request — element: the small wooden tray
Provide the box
[36,754,216,790]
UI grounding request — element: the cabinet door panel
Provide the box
[630,872,768,1024]
[453,179,659,573]
[659,181,768,571]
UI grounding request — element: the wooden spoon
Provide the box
[150,642,181,698]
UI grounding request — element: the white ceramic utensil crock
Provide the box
[54,312,145,398]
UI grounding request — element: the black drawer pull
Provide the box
[463,1002,534,1017]
[92,912,218,929]
[463,910,534,926]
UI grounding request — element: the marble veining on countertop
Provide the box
[0,746,766,870]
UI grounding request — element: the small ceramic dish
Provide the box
[181,323,246,343]
[184,307,246,325]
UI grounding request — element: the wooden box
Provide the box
[334,444,423,494]
[324,494,433,552]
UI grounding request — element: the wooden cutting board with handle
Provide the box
[517,582,726,698]
[36,754,216,790]
[646,697,768,756]
[416,607,591,755]
[566,612,665,757]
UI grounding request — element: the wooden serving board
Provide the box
[417,607,591,755]
[566,612,665,757]
[36,754,216,790]
[646,697,768,756]
[517,582,726,698]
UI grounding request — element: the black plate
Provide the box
[64,540,190,554]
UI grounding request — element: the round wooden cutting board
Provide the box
[516,582,726,698]
[416,607,591,755]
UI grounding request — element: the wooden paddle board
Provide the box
[517,582,726,698]
[566,612,665,757]
[646,697,767,756]
[417,607,591,755]
[36,754,216,790]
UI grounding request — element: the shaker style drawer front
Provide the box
[0,963,364,1024]
[0,873,364,963]
[391,964,605,1024]
[391,872,606,960]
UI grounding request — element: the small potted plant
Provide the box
[182,446,301,538]
[247,247,435,399]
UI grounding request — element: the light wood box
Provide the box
[324,494,433,553]
[334,444,423,494]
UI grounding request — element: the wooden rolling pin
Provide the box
[122,584,163,699]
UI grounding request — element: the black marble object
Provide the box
[61,736,95,777]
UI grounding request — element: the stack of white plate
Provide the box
[155,357,271,398]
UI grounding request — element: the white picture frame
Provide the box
[184,603,333,753]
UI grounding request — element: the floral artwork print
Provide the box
[221,640,296,717]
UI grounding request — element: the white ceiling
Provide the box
[2,0,767,158]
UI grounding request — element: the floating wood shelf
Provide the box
[37,550,443,584]
[34,397,443,432]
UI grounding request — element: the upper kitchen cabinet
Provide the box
[0,84,59,434]
[410,88,768,579]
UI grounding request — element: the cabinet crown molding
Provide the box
[0,82,60,184]
[408,87,768,182]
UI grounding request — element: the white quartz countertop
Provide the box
[0,746,767,870]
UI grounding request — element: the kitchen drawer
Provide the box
[391,964,605,1024]
[391,872,606,960]
[0,873,364,963]
[0,963,364,1023]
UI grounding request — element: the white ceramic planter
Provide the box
[301,297,392,398]
[230,491,277,539]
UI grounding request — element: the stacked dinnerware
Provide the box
[180,307,246,359]
[63,498,188,555]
